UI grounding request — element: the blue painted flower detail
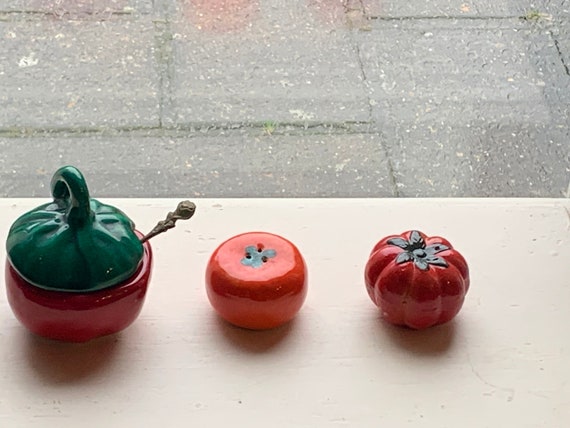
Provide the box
[241,245,277,268]
[388,230,449,271]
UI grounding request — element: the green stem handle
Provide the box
[50,166,93,226]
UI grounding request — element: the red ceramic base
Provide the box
[5,233,153,343]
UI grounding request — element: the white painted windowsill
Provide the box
[1,198,569,427]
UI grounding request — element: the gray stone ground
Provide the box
[0,0,568,197]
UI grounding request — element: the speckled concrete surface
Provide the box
[0,0,568,197]
[0,131,394,197]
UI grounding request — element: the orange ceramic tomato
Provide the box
[206,231,307,330]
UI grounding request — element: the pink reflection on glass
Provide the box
[182,0,260,33]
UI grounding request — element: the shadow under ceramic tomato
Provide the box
[213,314,297,353]
[5,234,153,343]
[377,314,458,356]
[24,333,122,384]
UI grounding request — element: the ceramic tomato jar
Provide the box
[365,230,469,329]
[206,231,308,330]
[5,166,195,342]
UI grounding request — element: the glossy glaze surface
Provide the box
[6,165,143,292]
[365,230,469,329]
[5,236,153,342]
[206,231,307,330]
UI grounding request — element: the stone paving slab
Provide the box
[357,19,555,128]
[0,132,394,197]
[166,1,370,127]
[0,0,153,15]
[357,18,570,197]
[362,0,490,18]
[0,1,568,198]
[382,122,569,197]
[554,15,570,68]
[524,22,570,122]
[520,0,570,17]
[362,0,569,18]
[0,18,159,129]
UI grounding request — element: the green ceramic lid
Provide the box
[6,166,144,292]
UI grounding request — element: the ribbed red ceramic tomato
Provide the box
[365,230,469,329]
[206,231,308,330]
